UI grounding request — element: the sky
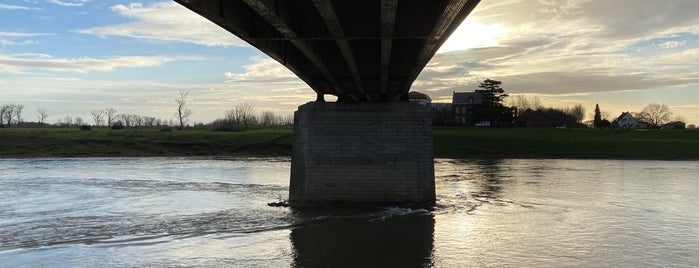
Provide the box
[1,0,699,125]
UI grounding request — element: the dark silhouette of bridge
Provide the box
[176,0,481,205]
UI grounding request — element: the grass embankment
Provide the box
[0,127,697,159]
[0,127,292,157]
[434,127,699,160]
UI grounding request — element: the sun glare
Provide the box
[439,18,505,53]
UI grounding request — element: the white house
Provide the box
[613,112,645,129]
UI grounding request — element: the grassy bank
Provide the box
[0,127,697,159]
[0,127,293,157]
[434,127,699,160]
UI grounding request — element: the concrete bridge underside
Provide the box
[176,0,481,205]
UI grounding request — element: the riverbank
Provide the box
[0,127,697,159]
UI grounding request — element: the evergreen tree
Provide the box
[475,79,513,125]
[593,104,602,128]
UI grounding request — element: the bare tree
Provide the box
[280,113,294,126]
[14,104,24,127]
[75,117,84,126]
[105,108,117,126]
[91,110,105,127]
[37,108,49,125]
[637,103,673,127]
[119,114,135,127]
[260,111,276,127]
[567,104,586,123]
[506,95,544,114]
[175,90,192,129]
[233,102,256,129]
[3,104,16,126]
[134,115,144,128]
[64,116,73,127]
[0,105,9,126]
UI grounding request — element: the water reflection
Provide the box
[472,159,506,201]
[290,209,435,267]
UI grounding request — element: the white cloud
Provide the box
[75,2,245,47]
[47,0,91,7]
[0,4,30,10]
[0,53,196,73]
[224,56,300,82]
[0,39,38,46]
[655,40,687,49]
[0,32,52,37]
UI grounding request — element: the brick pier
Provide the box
[290,101,435,204]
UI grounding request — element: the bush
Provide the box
[79,125,92,131]
[111,121,124,129]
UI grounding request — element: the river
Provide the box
[1,157,697,267]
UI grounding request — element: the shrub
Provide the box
[111,121,124,130]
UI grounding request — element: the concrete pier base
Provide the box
[290,101,435,205]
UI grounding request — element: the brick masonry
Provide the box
[290,101,435,204]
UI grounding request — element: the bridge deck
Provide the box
[176,0,480,102]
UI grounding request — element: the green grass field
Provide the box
[433,127,699,160]
[0,127,697,159]
[0,127,293,157]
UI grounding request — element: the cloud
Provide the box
[0,32,52,37]
[0,39,39,46]
[0,4,30,10]
[655,40,687,49]
[0,53,196,73]
[47,0,91,7]
[75,2,245,47]
[214,56,315,110]
[224,56,300,82]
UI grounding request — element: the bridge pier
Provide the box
[290,101,435,205]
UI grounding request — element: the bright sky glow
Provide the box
[439,18,505,53]
[2,1,698,125]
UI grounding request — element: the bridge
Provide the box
[176,0,481,205]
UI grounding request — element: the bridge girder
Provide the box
[175,0,480,102]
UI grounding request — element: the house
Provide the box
[430,103,453,126]
[613,112,645,129]
[452,91,483,125]
[662,121,686,130]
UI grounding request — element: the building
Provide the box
[613,112,645,129]
[662,121,686,130]
[452,91,483,125]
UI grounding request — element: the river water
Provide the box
[0,157,697,267]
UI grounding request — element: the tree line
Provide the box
[0,102,292,130]
[456,79,693,129]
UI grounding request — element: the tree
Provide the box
[175,90,192,129]
[260,111,276,127]
[3,104,16,126]
[14,104,24,127]
[91,110,105,127]
[75,117,84,126]
[37,108,49,125]
[0,105,9,126]
[506,95,544,114]
[593,104,602,128]
[64,116,73,126]
[637,103,673,128]
[567,104,585,123]
[475,79,513,124]
[105,108,117,126]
